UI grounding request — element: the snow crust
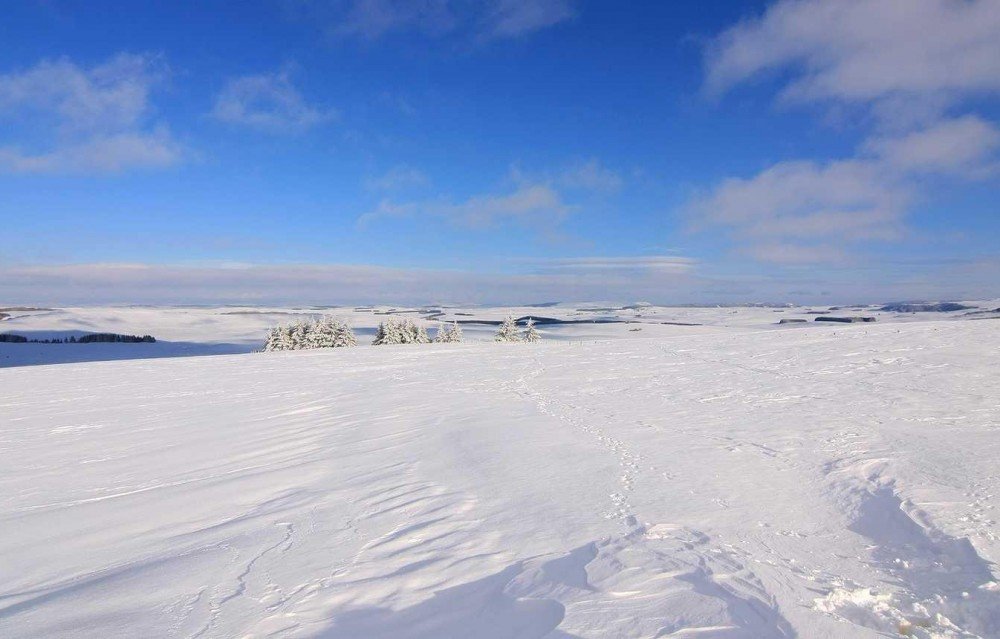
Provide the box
[1,314,998,637]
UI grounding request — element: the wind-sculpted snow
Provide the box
[1,320,998,638]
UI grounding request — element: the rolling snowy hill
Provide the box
[1,319,998,638]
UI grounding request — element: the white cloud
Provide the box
[688,159,909,263]
[705,0,1000,106]
[689,115,1000,263]
[212,72,334,133]
[365,165,429,191]
[360,182,573,229]
[321,0,575,40]
[864,115,1000,176]
[0,53,181,174]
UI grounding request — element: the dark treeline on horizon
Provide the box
[0,333,156,344]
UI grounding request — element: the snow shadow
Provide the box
[0,336,252,368]
[850,484,1000,635]
[315,561,579,639]
[821,478,1000,636]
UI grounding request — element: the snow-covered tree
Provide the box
[372,319,399,345]
[265,324,295,351]
[289,321,311,350]
[495,315,522,342]
[307,317,334,349]
[263,326,283,351]
[373,318,430,345]
[522,318,541,343]
[331,318,358,347]
[413,322,431,344]
[434,321,463,343]
[264,316,357,351]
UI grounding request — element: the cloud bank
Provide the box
[2,257,997,306]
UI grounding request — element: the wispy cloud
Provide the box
[211,71,334,133]
[311,0,575,41]
[0,128,181,174]
[530,256,696,273]
[556,158,623,192]
[364,165,429,191]
[360,181,573,230]
[484,0,575,39]
[0,53,182,174]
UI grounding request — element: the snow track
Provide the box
[1,320,998,638]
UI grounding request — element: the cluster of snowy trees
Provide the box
[264,314,541,352]
[264,316,357,351]
[372,318,462,345]
[495,316,541,343]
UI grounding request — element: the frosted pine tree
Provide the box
[400,319,415,343]
[495,315,522,342]
[522,318,541,343]
[266,324,295,351]
[289,321,311,350]
[307,317,334,348]
[263,326,282,351]
[373,319,401,345]
[372,320,390,345]
[435,321,462,343]
[332,319,358,347]
[414,322,431,344]
[278,325,296,350]
[434,323,448,343]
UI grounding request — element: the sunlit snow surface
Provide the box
[1,305,999,637]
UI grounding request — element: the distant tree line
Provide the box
[0,333,155,344]
[78,333,156,343]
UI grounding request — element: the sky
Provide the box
[1,0,998,306]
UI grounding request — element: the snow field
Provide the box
[0,319,998,637]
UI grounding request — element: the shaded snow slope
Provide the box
[1,321,998,637]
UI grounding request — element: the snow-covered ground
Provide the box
[1,308,999,637]
[2,301,997,368]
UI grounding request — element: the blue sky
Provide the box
[1,0,998,305]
